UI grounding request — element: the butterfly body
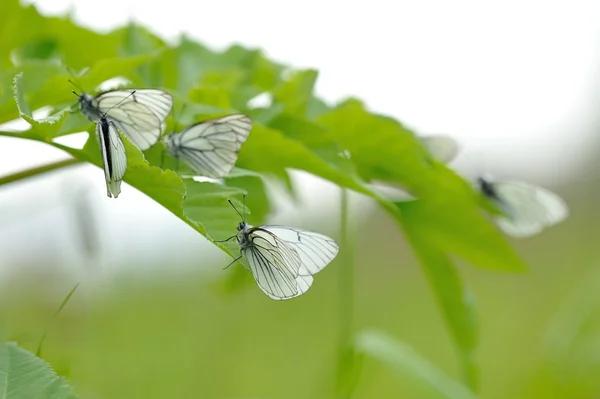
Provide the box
[96,115,126,198]
[76,88,173,151]
[478,177,569,237]
[230,218,339,300]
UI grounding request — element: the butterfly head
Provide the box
[477,176,498,200]
[237,221,247,232]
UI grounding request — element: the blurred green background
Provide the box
[2,1,600,398]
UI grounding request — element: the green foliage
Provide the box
[0,0,531,396]
[356,330,476,399]
[0,342,78,399]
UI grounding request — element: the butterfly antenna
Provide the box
[242,194,247,222]
[228,199,244,221]
[68,79,84,97]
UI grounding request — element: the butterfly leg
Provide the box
[213,235,236,244]
[223,255,243,270]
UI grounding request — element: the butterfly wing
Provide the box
[420,135,460,164]
[93,89,173,151]
[487,180,568,237]
[242,227,313,300]
[165,114,252,178]
[96,119,127,198]
[257,226,340,275]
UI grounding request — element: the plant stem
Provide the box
[0,158,81,187]
[336,188,357,399]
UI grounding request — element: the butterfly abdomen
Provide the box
[99,118,113,178]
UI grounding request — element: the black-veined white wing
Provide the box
[420,135,460,164]
[239,225,338,300]
[479,178,569,237]
[79,89,173,151]
[96,117,127,198]
[258,226,339,275]
[164,114,252,178]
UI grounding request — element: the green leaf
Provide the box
[188,86,234,111]
[401,223,479,390]
[13,73,70,127]
[398,197,526,272]
[272,69,318,115]
[267,114,355,174]
[116,24,167,87]
[175,36,223,93]
[12,73,32,118]
[318,99,434,195]
[224,170,271,225]
[237,123,369,194]
[0,0,121,70]
[356,330,476,399]
[0,342,78,399]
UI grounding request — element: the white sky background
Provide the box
[1,0,600,273]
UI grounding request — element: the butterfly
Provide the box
[163,114,252,178]
[478,176,569,237]
[96,114,126,198]
[74,86,173,151]
[217,199,339,300]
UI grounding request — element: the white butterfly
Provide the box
[163,114,252,178]
[218,200,339,300]
[75,88,173,151]
[96,114,126,198]
[478,177,569,237]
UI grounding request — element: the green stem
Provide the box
[339,189,353,348]
[0,158,82,187]
[336,188,357,399]
[36,283,80,357]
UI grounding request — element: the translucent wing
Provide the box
[420,135,460,164]
[243,228,312,300]
[483,180,569,237]
[165,114,252,178]
[257,225,340,275]
[93,89,173,151]
[96,118,127,198]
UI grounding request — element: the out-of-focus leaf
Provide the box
[399,198,526,272]
[225,171,270,225]
[0,0,120,69]
[237,124,368,195]
[318,98,433,195]
[356,330,477,399]
[117,24,167,87]
[401,222,479,390]
[272,69,318,116]
[188,86,234,111]
[0,342,79,399]
[267,114,355,174]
